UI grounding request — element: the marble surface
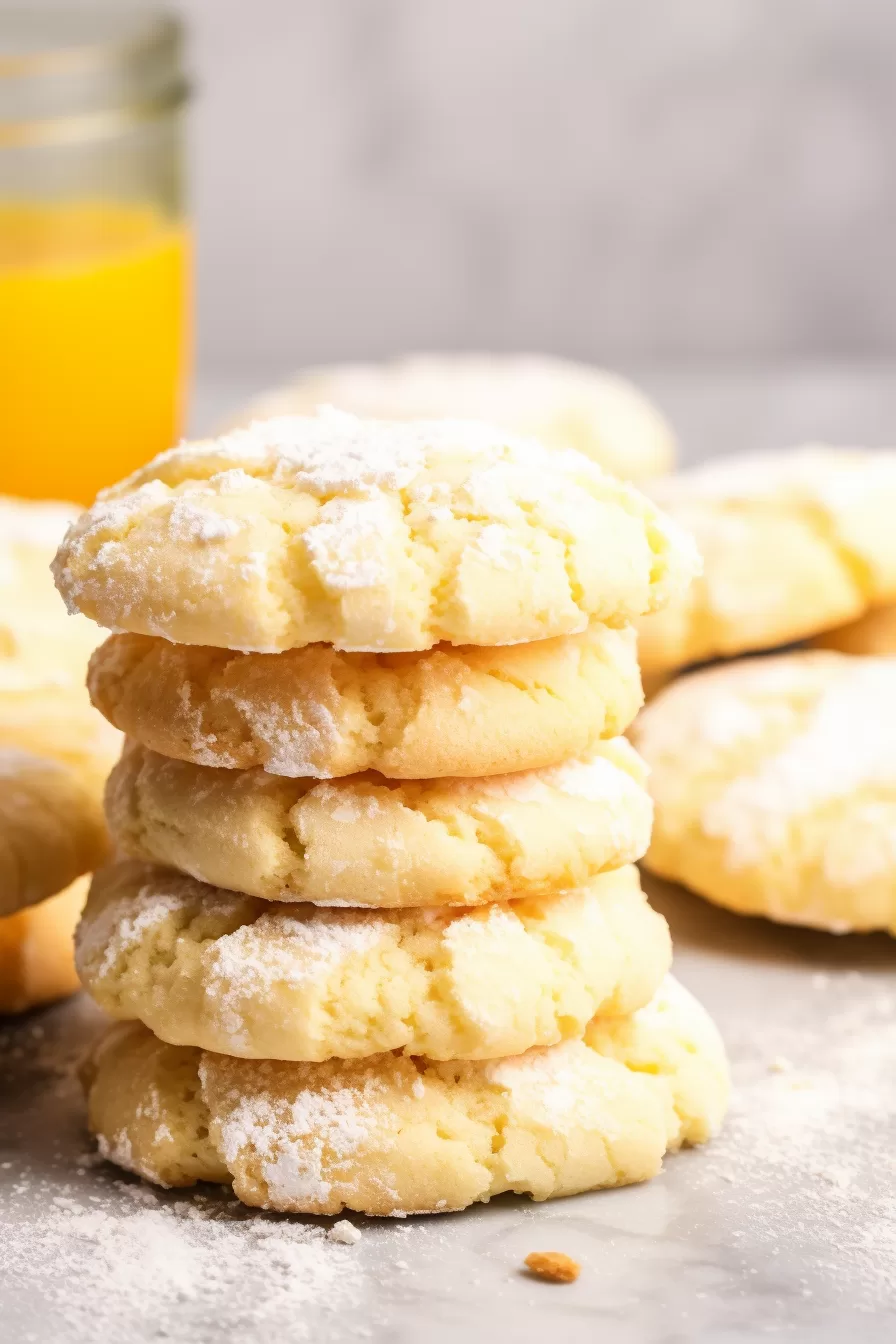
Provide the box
[2,369,896,1341]
[2,878,894,1343]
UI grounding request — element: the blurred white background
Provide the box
[173,0,896,384]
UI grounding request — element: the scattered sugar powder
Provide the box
[690,973,896,1312]
[0,1193,366,1342]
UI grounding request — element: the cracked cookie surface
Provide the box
[53,410,698,654]
[632,650,896,933]
[636,446,896,678]
[76,861,670,1061]
[87,624,643,779]
[81,976,728,1215]
[105,738,652,908]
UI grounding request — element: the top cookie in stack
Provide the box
[56,412,728,1217]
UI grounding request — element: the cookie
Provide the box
[0,877,86,1014]
[82,976,728,1213]
[105,738,652,909]
[636,446,896,680]
[631,651,896,933]
[76,861,670,1061]
[87,625,643,779]
[225,355,676,481]
[53,410,698,653]
[0,656,121,794]
[0,749,108,917]
[813,603,896,656]
[0,496,101,671]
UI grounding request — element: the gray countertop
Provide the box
[2,368,896,1341]
[3,877,895,1343]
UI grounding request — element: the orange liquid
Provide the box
[0,201,190,504]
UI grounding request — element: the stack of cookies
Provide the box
[55,410,729,1217]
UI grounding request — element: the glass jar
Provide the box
[0,5,191,502]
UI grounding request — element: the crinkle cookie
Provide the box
[105,738,652,908]
[82,976,728,1214]
[53,411,698,654]
[631,651,896,933]
[0,656,121,795]
[76,861,670,1061]
[0,749,108,917]
[636,446,896,680]
[0,877,86,1014]
[87,625,643,779]
[224,354,676,481]
[0,496,102,671]
[813,603,896,657]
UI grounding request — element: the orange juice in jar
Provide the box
[0,7,191,503]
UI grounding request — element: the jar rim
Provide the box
[0,6,179,79]
[0,5,188,142]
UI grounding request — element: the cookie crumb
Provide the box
[328,1220,361,1246]
[524,1251,580,1283]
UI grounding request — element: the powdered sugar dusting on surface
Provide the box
[0,1001,372,1343]
[685,961,896,1314]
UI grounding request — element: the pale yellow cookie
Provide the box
[631,651,896,933]
[636,446,896,680]
[87,625,643,779]
[812,603,896,656]
[0,749,108,917]
[105,738,652,908]
[225,355,676,481]
[82,976,728,1214]
[0,496,102,671]
[0,656,121,794]
[53,411,698,654]
[76,861,670,1061]
[0,877,86,1014]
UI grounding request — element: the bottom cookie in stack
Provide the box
[81,975,728,1217]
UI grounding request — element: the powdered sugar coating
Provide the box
[76,860,671,1061]
[104,738,653,908]
[84,975,728,1216]
[633,650,896,933]
[53,409,698,653]
[87,624,645,781]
